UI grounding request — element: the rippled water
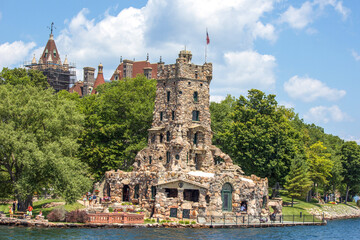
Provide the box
[1,218,359,240]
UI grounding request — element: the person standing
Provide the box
[12,201,16,213]
[9,206,13,218]
[28,205,33,218]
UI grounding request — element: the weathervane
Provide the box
[47,22,56,35]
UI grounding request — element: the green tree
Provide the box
[78,76,157,179]
[284,156,313,207]
[222,89,301,185]
[340,141,360,203]
[307,141,333,197]
[0,67,49,89]
[0,84,91,209]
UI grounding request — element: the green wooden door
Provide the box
[221,183,232,211]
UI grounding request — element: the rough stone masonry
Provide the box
[104,50,271,221]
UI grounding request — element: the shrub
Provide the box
[151,219,156,223]
[108,207,114,213]
[47,206,66,222]
[65,210,88,223]
[184,220,190,224]
[179,220,184,224]
[191,221,196,224]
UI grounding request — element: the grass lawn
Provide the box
[0,198,85,218]
[281,195,321,215]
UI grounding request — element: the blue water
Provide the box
[0,218,359,239]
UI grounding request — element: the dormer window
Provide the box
[53,49,57,57]
[44,49,48,58]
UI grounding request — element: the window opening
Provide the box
[160,112,163,121]
[165,188,178,198]
[123,185,130,202]
[151,186,156,199]
[149,156,152,164]
[240,201,248,212]
[193,92,198,102]
[166,151,171,164]
[167,91,170,102]
[183,189,199,202]
[170,208,178,218]
[193,132,198,145]
[192,110,199,121]
[166,131,171,142]
[182,209,190,219]
[172,111,175,120]
[134,184,139,199]
[160,134,163,143]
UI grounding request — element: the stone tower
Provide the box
[134,50,234,173]
[83,67,95,96]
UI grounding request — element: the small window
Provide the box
[175,154,180,160]
[165,188,178,198]
[160,134,163,143]
[240,201,247,212]
[166,131,171,142]
[134,184,139,199]
[53,49,57,57]
[170,208,178,218]
[160,112,163,121]
[193,92,198,102]
[192,110,200,121]
[179,91,182,94]
[206,195,210,204]
[151,135,155,144]
[166,151,171,164]
[159,157,163,161]
[151,186,157,199]
[172,111,175,120]
[149,156,152,164]
[188,82,191,85]
[195,72,198,79]
[167,91,170,102]
[214,156,223,165]
[200,83,203,87]
[262,196,267,209]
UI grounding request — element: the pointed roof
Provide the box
[91,63,106,94]
[31,54,37,64]
[39,33,61,65]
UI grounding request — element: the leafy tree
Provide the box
[340,141,360,203]
[0,67,49,89]
[0,84,91,209]
[78,76,157,179]
[221,89,301,185]
[284,156,312,207]
[307,141,333,196]
[210,95,235,152]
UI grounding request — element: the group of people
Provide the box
[8,201,37,219]
[82,192,111,207]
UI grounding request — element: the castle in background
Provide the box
[25,26,76,92]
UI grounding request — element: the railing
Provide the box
[201,213,325,226]
[87,212,144,224]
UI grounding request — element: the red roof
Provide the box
[69,81,84,97]
[110,61,158,81]
[91,72,105,95]
[40,34,61,64]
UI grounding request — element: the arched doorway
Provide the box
[123,185,130,202]
[221,183,232,211]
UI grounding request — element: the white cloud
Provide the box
[280,2,314,29]
[342,135,360,144]
[0,41,36,69]
[279,101,295,109]
[304,105,351,123]
[210,95,225,103]
[352,50,360,61]
[284,75,346,102]
[213,50,276,96]
[280,0,350,30]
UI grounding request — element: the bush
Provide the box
[47,206,66,222]
[191,221,196,224]
[184,220,190,224]
[179,220,184,224]
[65,210,88,223]
[108,207,114,213]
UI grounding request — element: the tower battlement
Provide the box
[157,50,212,82]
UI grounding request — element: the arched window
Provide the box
[166,131,171,142]
[193,92,198,102]
[134,184,139,199]
[221,183,232,211]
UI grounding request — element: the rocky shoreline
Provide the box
[308,204,360,220]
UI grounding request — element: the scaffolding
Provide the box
[24,61,76,92]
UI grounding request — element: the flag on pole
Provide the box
[206,29,210,45]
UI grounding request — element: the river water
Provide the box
[0,218,359,239]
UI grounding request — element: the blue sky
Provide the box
[0,0,359,143]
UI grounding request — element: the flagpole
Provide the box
[205,28,208,63]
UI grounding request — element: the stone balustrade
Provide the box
[87,212,144,224]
